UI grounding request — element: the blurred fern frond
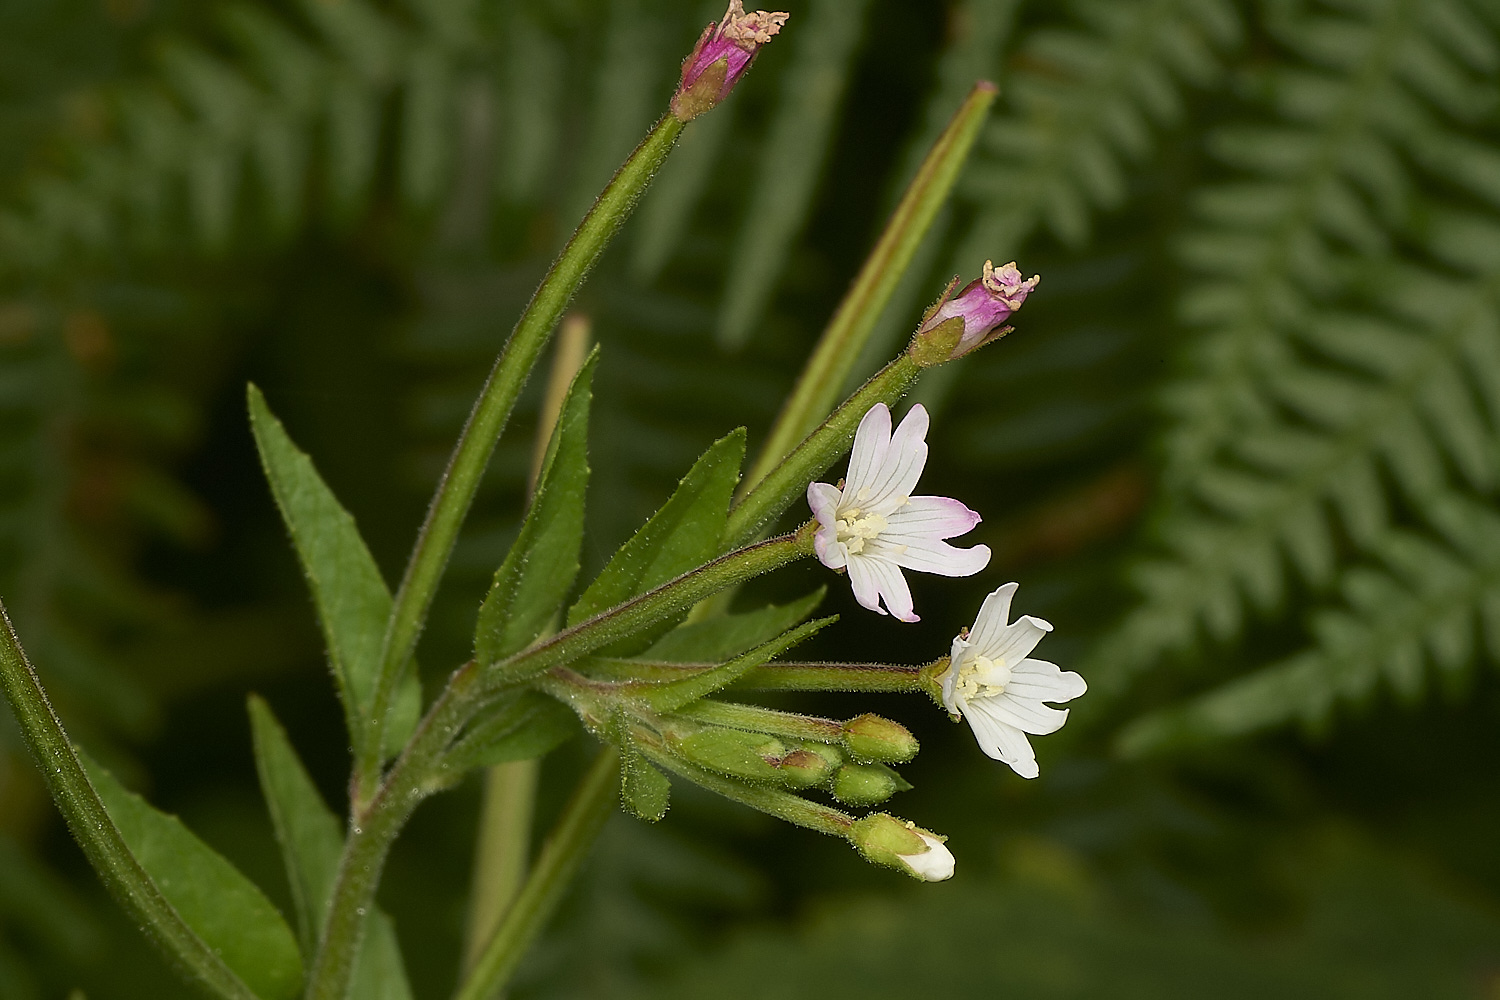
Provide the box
[1099,0,1500,740]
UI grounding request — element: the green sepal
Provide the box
[247,696,414,999]
[476,350,599,665]
[247,384,420,750]
[442,691,580,776]
[80,748,304,1000]
[610,715,670,822]
[634,616,836,713]
[568,428,747,655]
[640,588,826,661]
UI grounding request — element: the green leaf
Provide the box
[568,428,747,654]
[637,616,837,713]
[609,715,670,822]
[247,384,420,748]
[247,696,413,999]
[640,589,827,662]
[443,691,580,775]
[80,749,304,1000]
[475,351,599,665]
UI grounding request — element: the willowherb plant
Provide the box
[0,6,1082,999]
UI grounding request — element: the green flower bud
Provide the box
[850,813,954,881]
[832,762,909,807]
[674,728,787,782]
[775,748,835,789]
[842,714,919,763]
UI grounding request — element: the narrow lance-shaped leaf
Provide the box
[639,588,827,662]
[569,428,747,655]
[247,385,420,749]
[248,696,413,1000]
[637,615,838,713]
[80,750,304,1000]
[476,349,599,664]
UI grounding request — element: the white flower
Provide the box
[940,582,1086,778]
[807,403,989,622]
[898,831,955,881]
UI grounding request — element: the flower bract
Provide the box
[807,403,989,622]
[940,582,1086,778]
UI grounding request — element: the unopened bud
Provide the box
[911,260,1039,364]
[675,728,786,782]
[832,762,910,806]
[842,714,918,763]
[776,747,835,789]
[671,2,789,122]
[850,813,954,881]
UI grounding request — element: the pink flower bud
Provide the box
[671,2,789,122]
[915,260,1040,361]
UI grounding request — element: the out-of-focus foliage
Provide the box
[3,0,1500,995]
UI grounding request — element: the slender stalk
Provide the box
[674,700,845,742]
[454,748,621,1000]
[586,658,926,693]
[359,116,684,801]
[725,354,922,548]
[488,525,817,687]
[0,603,258,1000]
[742,81,997,494]
[306,664,482,1000]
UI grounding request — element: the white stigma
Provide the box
[955,651,1011,701]
[835,507,889,555]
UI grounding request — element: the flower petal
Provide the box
[884,495,982,539]
[850,554,917,622]
[814,529,847,570]
[1007,658,1088,703]
[897,832,955,881]
[860,404,929,511]
[843,403,892,499]
[984,692,1070,736]
[807,481,842,526]
[887,538,990,577]
[960,700,1038,777]
[967,583,1018,650]
[981,614,1052,666]
[844,552,885,615]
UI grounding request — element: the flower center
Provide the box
[834,507,887,555]
[955,652,1010,700]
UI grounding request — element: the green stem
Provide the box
[0,603,258,1000]
[462,759,539,976]
[307,664,481,1000]
[674,700,845,742]
[725,354,922,547]
[587,658,927,693]
[488,525,816,687]
[454,748,621,1000]
[359,115,684,801]
[742,81,997,494]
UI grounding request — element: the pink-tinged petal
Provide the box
[961,701,1038,777]
[807,481,842,527]
[814,527,847,570]
[887,538,991,577]
[862,404,929,510]
[1008,659,1088,703]
[855,554,918,622]
[844,554,885,615]
[883,495,981,539]
[967,583,1018,650]
[843,403,891,499]
[986,693,1070,736]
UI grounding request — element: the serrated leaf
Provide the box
[475,350,598,665]
[640,589,827,662]
[568,428,746,655]
[443,691,580,775]
[247,384,420,749]
[81,750,303,1000]
[637,616,837,713]
[247,696,413,999]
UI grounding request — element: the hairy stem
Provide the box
[358,116,684,802]
[454,748,621,1000]
[0,604,260,1000]
[307,664,481,1000]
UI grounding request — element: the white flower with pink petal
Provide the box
[940,582,1087,778]
[806,402,989,622]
